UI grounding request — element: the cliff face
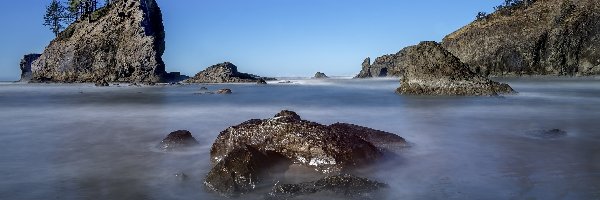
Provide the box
[19,54,41,82]
[395,42,514,96]
[31,0,166,83]
[442,0,600,76]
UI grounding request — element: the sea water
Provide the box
[0,78,598,199]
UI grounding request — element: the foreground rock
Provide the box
[31,0,167,83]
[395,42,515,96]
[267,174,387,199]
[442,0,600,76]
[205,145,291,196]
[186,62,274,83]
[19,54,41,82]
[157,130,199,151]
[313,72,329,79]
[205,110,405,196]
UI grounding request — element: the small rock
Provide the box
[257,78,268,84]
[216,88,232,94]
[174,172,189,181]
[526,129,567,139]
[157,130,199,151]
[267,174,387,199]
[199,87,209,90]
[313,72,329,79]
[95,80,109,87]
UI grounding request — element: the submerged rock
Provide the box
[313,72,329,79]
[442,0,600,76]
[395,41,515,96]
[157,130,199,151]
[19,54,41,82]
[31,0,167,83]
[205,145,291,196]
[526,129,567,139]
[186,62,275,83]
[216,88,232,94]
[267,174,387,199]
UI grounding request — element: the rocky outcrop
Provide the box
[267,174,387,199]
[313,72,329,79]
[442,0,600,76]
[205,110,405,196]
[396,42,515,96]
[19,54,41,82]
[185,62,274,83]
[31,0,166,83]
[157,130,199,151]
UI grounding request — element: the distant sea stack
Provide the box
[395,42,515,96]
[313,72,329,79]
[185,62,275,83]
[31,0,167,83]
[19,54,41,82]
[442,0,600,76]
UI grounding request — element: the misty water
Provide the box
[0,78,599,200]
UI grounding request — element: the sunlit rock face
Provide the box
[442,0,600,76]
[31,0,166,83]
[395,41,515,96]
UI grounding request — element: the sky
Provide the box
[0,0,503,81]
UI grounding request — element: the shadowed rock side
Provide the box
[355,57,400,78]
[205,110,405,197]
[157,130,199,151]
[31,0,166,83]
[329,123,408,151]
[396,42,515,96]
[19,54,41,82]
[185,62,275,83]
[442,0,600,76]
[267,174,387,200]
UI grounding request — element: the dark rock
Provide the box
[355,56,400,78]
[395,41,515,96]
[186,62,275,83]
[329,123,408,150]
[31,0,167,83]
[313,72,329,79]
[165,72,190,82]
[442,0,600,76]
[157,130,199,151]
[526,129,567,139]
[257,78,268,84]
[19,54,41,82]
[267,174,387,199]
[205,145,291,196]
[216,88,232,94]
[199,86,209,90]
[94,80,109,87]
[210,110,399,174]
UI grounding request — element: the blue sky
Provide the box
[0,0,502,81]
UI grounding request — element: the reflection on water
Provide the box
[0,78,599,199]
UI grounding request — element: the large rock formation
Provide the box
[19,54,41,82]
[395,42,515,96]
[355,57,401,78]
[31,0,166,83]
[442,0,600,76]
[185,62,274,83]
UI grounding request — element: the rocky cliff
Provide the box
[395,42,514,96]
[186,62,274,83]
[442,0,600,76]
[31,0,166,83]
[19,54,41,82]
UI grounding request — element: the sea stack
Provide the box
[313,72,329,79]
[395,41,515,96]
[19,54,41,82]
[31,0,167,83]
[185,62,274,83]
[442,0,600,76]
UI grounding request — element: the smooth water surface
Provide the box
[0,78,599,199]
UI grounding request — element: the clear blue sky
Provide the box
[0,0,502,81]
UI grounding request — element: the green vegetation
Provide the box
[43,0,113,37]
[476,0,537,21]
[43,0,69,36]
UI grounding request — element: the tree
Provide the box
[476,12,488,21]
[43,0,68,36]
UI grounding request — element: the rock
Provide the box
[199,86,209,90]
[257,78,268,84]
[313,72,329,79]
[19,54,41,82]
[216,88,232,94]
[442,0,600,76]
[31,0,167,83]
[329,123,408,150]
[267,174,387,199]
[157,130,199,151]
[164,72,190,83]
[525,129,567,139]
[205,145,291,196]
[210,110,400,174]
[394,41,515,96]
[186,62,275,83]
[355,56,401,78]
[94,80,109,87]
